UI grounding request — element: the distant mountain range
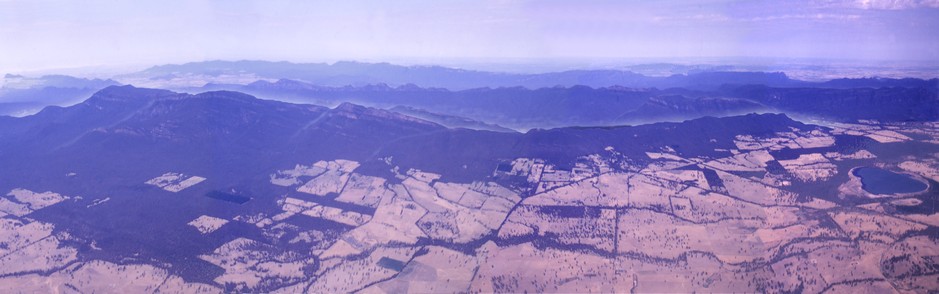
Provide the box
[125,60,939,91]
[205,80,662,129]
[4,60,937,131]
[200,78,939,130]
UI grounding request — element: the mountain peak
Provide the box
[192,90,260,102]
[86,85,177,104]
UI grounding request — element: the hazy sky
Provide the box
[1,0,938,72]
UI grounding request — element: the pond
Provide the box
[205,190,252,204]
[853,167,927,195]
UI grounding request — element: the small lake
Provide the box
[205,190,252,204]
[853,167,927,195]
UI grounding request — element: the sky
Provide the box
[1,0,938,73]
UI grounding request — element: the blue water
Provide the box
[205,190,251,204]
[377,257,406,271]
[853,167,927,195]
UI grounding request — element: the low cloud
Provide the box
[747,13,862,21]
[654,13,861,23]
[824,0,939,10]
